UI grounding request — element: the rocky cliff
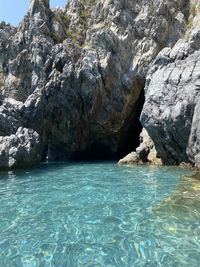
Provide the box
[141,1,200,166]
[0,0,199,169]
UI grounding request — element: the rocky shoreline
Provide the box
[0,0,199,169]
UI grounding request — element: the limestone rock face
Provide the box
[0,127,41,169]
[0,0,195,168]
[118,128,162,165]
[0,98,23,136]
[141,28,200,165]
[118,152,139,165]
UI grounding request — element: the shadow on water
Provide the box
[154,171,200,221]
[0,160,115,181]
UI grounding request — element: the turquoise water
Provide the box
[0,162,199,267]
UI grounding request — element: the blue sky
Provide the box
[0,0,67,26]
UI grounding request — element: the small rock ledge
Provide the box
[118,129,162,166]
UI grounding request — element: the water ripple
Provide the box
[0,163,198,266]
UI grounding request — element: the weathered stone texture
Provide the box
[141,29,200,165]
[1,0,199,168]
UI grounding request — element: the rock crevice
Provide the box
[0,0,199,168]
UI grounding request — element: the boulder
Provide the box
[0,127,41,169]
[118,128,162,165]
[118,152,139,165]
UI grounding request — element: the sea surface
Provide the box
[0,162,199,267]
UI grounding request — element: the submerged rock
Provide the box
[154,171,200,221]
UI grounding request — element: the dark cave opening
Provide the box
[71,88,145,161]
[117,88,145,159]
[43,88,145,162]
[72,139,120,161]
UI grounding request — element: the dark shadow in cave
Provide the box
[43,87,145,162]
[117,87,145,159]
[71,87,145,161]
[72,140,119,161]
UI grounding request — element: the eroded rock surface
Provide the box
[118,128,162,165]
[141,28,200,165]
[0,0,198,168]
[0,127,41,169]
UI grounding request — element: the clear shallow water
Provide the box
[0,162,199,267]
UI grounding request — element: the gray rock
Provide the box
[0,0,197,168]
[0,98,23,136]
[0,127,41,169]
[118,152,139,165]
[141,29,200,165]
